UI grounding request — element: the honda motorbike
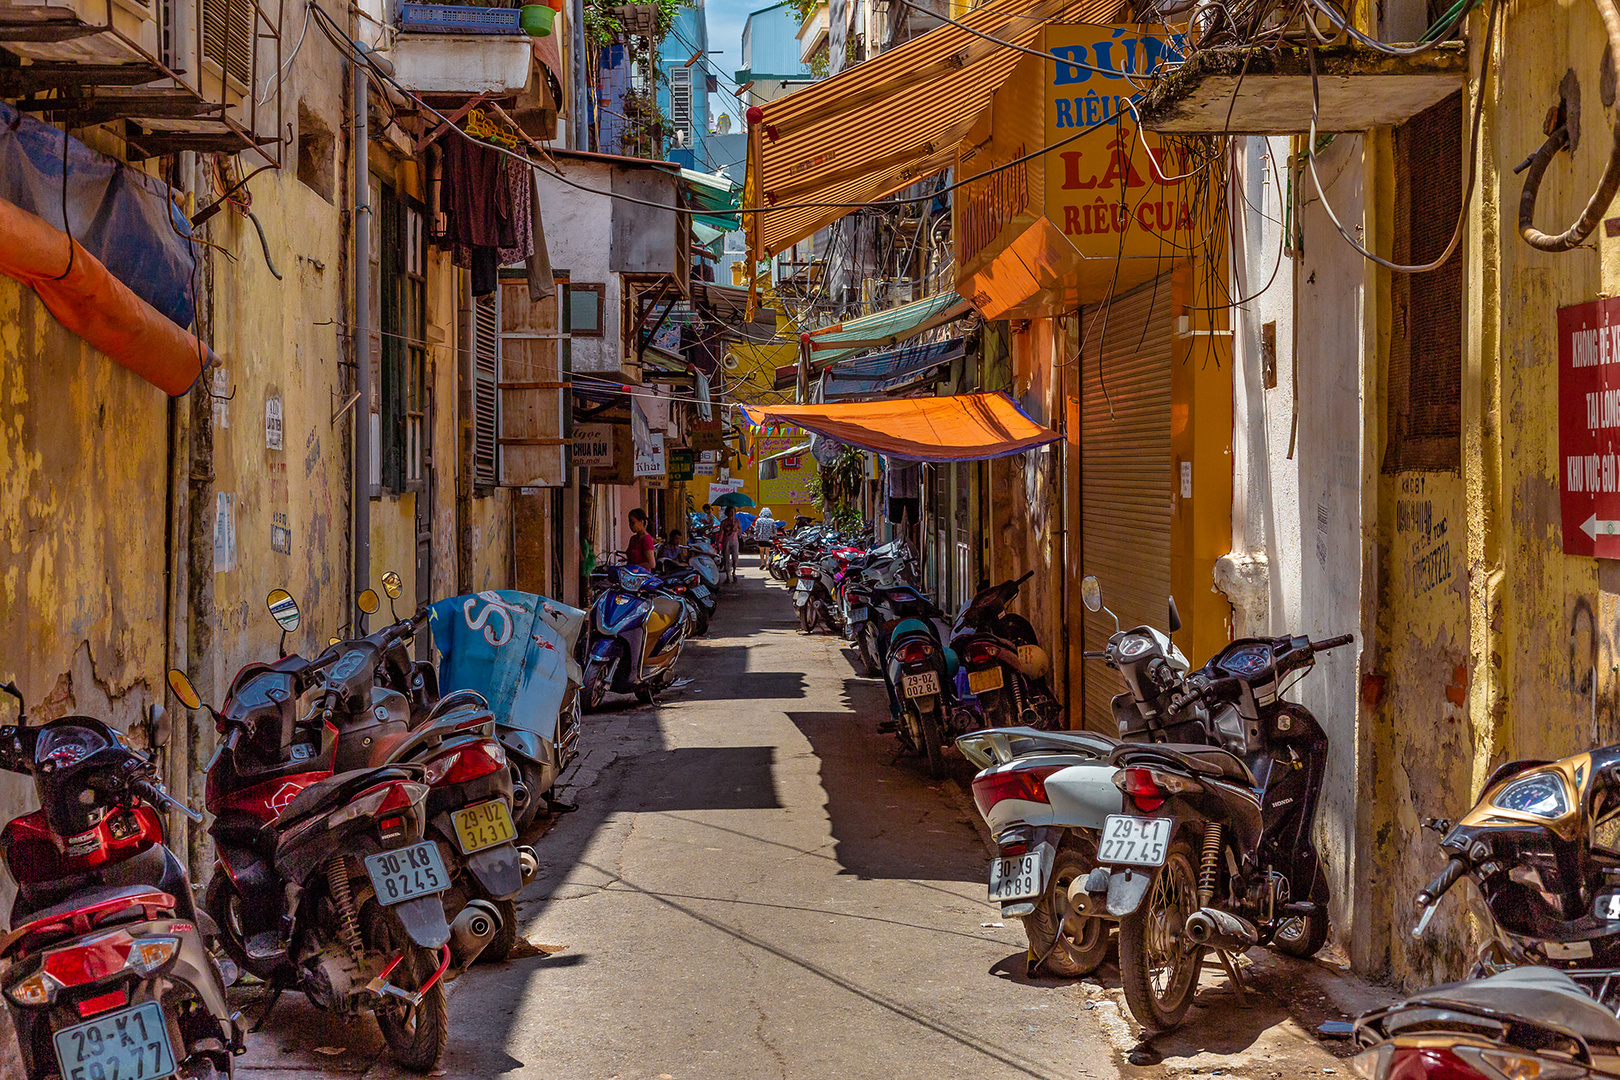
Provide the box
[882,599,959,779]
[1352,967,1620,1079]
[0,684,241,1080]
[173,649,455,1073]
[1080,575,1353,1032]
[958,725,1120,977]
[583,563,689,709]
[952,572,1060,730]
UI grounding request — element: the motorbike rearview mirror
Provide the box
[357,589,381,616]
[146,703,171,749]
[1168,595,1182,635]
[266,588,301,632]
[1080,576,1102,612]
[382,570,403,600]
[167,669,203,711]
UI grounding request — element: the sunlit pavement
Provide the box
[234,566,1354,1080]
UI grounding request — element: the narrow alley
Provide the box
[233,570,1351,1080]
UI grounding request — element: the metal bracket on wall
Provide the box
[331,389,362,426]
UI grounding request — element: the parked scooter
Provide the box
[0,684,241,1080]
[1352,967,1620,1079]
[658,559,716,636]
[952,572,1060,730]
[173,652,455,1073]
[883,598,959,779]
[1080,575,1353,1032]
[315,583,533,966]
[958,725,1120,976]
[583,563,690,709]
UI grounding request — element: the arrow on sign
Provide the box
[1582,514,1620,539]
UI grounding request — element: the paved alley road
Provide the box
[237,568,1352,1080]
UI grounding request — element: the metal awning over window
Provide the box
[805,290,971,364]
[822,337,964,400]
[741,392,1061,462]
[744,0,1123,258]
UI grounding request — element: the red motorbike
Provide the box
[0,682,240,1080]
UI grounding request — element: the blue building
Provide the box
[735,1,815,108]
[655,2,743,171]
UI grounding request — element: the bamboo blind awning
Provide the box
[744,0,1124,259]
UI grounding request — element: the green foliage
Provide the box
[582,0,680,46]
[811,444,866,530]
[784,0,821,23]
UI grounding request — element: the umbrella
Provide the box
[714,492,755,508]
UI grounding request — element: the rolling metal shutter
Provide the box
[1079,273,1174,732]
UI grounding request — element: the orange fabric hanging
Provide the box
[740,392,1061,462]
[0,196,208,396]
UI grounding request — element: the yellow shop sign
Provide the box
[955,23,1193,320]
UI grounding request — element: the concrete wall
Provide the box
[535,161,620,376]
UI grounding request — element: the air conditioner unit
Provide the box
[0,0,160,65]
[197,0,255,111]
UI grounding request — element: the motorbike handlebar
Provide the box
[1312,634,1355,652]
[1417,855,1469,908]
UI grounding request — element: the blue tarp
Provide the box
[821,337,964,400]
[429,591,586,731]
[0,101,198,329]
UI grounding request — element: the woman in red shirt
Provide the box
[625,508,657,570]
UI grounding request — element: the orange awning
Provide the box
[745,0,1123,258]
[0,196,208,396]
[740,392,1060,462]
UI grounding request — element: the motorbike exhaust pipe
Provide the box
[519,845,539,885]
[1182,907,1259,953]
[449,898,502,970]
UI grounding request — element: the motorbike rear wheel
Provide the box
[798,602,813,634]
[476,896,520,965]
[1271,909,1329,959]
[917,703,946,779]
[858,627,881,677]
[363,900,449,1074]
[510,757,547,834]
[1023,841,1109,978]
[1118,841,1201,1033]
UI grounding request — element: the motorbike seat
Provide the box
[426,689,489,722]
[1113,742,1255,786]
[1403,967,1620,1046]
[276,766,418,828]
[5,885,178,953]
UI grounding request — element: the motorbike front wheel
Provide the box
[1024,842,1109,978]
[582,659,610,712]
[363,900,449,1073]
[1118,841,1202,1032]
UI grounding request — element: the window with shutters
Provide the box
[473,291,500,491]
[380,195,427,493]
[670,67,693,150]
[1385,91,1463,472]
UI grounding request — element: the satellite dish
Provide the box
[716,113,733,135]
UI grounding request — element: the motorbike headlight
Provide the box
[1490,771,1569,819]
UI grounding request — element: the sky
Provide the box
[701,0,751,131]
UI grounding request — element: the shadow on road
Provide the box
[679,642,808,700]
[617,745,784,811]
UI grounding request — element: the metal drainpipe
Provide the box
[353,51,372,618]
[571,0,589,149]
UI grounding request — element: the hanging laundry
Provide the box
[439,134,532,295]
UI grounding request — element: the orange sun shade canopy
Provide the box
[741,392,1061,462]
[0,196,209,396]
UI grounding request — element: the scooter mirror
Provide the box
[357,589,381,615]
[1080,576,1103,613]
[167,669,202,710]
[382,570,404,600]
[1168,595,1182,635]
[147,703,171,749]
[266,588,301,632]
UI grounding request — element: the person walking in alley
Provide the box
[719,506,742,583]
[754,507,778,567]
[626,508,657,571]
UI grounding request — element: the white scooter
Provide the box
[957,726,1121,977]
[686,536,722,590]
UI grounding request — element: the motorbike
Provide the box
[1080,575,1353,1032]
[882,596,959,779]
[957,725,1120,977]
[683,536,722,592]
[173,645,455,1073]
[0,683,241,1080]
[1352,966,1620,1079]
[583,563,690,709]
[952,573,1061,730]
[1409,741,1620,984]
[658,559,716,636]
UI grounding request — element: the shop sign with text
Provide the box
[1561,297,1620,557]
[956,22,1189,319]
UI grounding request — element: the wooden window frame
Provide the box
[569,283,606,338]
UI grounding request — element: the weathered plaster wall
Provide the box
[535,161,620,376]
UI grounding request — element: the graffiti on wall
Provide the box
[1396,475,1453,596]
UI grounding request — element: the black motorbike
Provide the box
[1079,575,1353,1032]
[951,572,1060,730]
[0,686,240,1080]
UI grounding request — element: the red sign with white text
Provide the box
[1559,297,1620,557]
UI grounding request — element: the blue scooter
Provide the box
[583,564,690,710]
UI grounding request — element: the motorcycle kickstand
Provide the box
[1213,949,1251,1003]
[250,976,287,1033]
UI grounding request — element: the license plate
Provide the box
[988,853,1042,901]
[1597,891,1620,921]
[365,841,450,905]
[848,606,868,624]
[902,670,940,698]
[968,666,1004,694]
[54,1001,175,1080]
[692,584,710,598]
[1099,815,1172,867]
[452,799,516,854]
[794,592,810,607]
